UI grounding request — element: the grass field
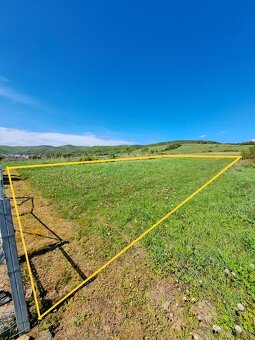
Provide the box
[18,158,233,258]
[8,157,255,337]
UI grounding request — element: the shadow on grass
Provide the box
[3,174,22,184]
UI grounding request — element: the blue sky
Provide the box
[0,0,254,146]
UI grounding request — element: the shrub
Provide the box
[141,147,149,153]
[165,143,182,151]
[79,154,92,161]
[242,146,255,160]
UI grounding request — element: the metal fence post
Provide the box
[0,165,30,334]
[0,165,3,198]
[0,165,4,262]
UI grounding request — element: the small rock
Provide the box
[25,288,33,299]
[250,263,254,269]
[169,312,174,318]
[162,301,170,311]
[191,297,196,303]
[183,296,187,302]
[212,325,221,333]
[43,332,53,340]
[224,268,230,275]
[234,325,242,334]
[197,315,202,322]
[177,287,181,292]
[237,303,245,311]
[193,335,200,340]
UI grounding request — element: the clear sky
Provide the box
[0,0,254,146]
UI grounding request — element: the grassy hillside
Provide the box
[16,157,255,337]
[142,143,252,154]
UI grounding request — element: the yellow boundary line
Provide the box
[8,154,239,170]
[6,154,241,320]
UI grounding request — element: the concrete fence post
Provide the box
[0,165,4,262]
[0,165,30,334]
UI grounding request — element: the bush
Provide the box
[141,147,149,153]
[242,146,255,160]
[165,143,182,151]
[79,154,92,161]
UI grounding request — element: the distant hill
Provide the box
[0,140,254,158]
[147,139,220,146]
[0,144,143,157]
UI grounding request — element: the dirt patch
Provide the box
[147,277,187,333]
[51,246,187,340]
[191,300,216,325]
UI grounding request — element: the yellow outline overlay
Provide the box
[6,154,241,320]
